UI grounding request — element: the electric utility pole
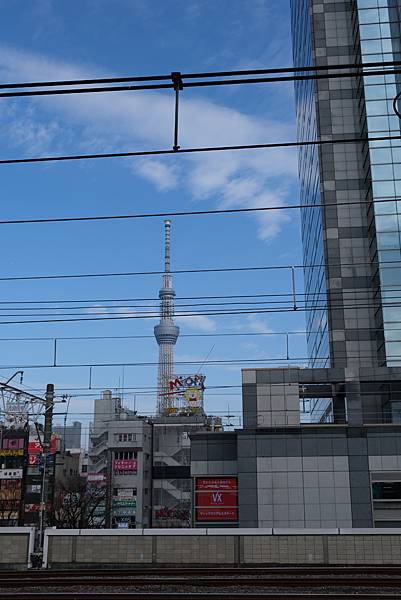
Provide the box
[39,383,54,553]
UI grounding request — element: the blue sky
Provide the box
[0,0,307,439]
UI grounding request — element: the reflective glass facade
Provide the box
[357,0,401,365]
[291,0,329,367]
[291,0,401,371]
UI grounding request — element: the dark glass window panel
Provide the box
[373,481,401,499]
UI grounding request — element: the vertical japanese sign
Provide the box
[195,477,238,522]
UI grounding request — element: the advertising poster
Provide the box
[28,434,58,455]
[113,459,137,473]
[195,477,238,522]
[167,374,206,415]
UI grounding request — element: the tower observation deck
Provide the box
[154,220,179,416]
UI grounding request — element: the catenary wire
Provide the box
[2,353,401,371]
[0,256,397,282]
[1,63,401,98]
[0,284,399,314]
[0,326,400,342]
[0,294,400,324]
[0,132,401,165]
[1,59,400,90]
[3,293,401,318]
[0,195,401,226]
[0,286,401,306]
[0,286,400,312]
[0,301,401,325]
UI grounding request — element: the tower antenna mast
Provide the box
[154,220,179,415]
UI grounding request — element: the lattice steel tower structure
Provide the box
[154,220,179,415]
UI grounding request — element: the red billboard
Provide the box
[113,459,137,473]
[195,477,238,523]
[196,507,238,521]
[28,455,39,467]
[197,490,238,507]
[196,478,237,491]
[28,435,58,455]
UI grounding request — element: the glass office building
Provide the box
[357,0,401,366]
[291,0,401,371]
[291,0,329,368]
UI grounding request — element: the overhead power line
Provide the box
[0,286,399,312]
[2,292,401,318]
[0,133,400,166]
[0,286,399,307]
[0,326,400,343]
[1,59,400,167]
[0,301,400,326]
[0,257,397,283]
[1,60,400,97]
[1,59,400,89]
[2,352,401,371]
[0,195,400,227]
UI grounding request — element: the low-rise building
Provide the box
[88,390,152,528]
[191,367,401,529]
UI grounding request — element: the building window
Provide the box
[372,482,401,500]
[114,450,137,460]
[27,484,41,494]
[115,433,137,443]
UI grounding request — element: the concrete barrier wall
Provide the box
[0,528,35,569]
[43,527,401,567]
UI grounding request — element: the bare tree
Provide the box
[49,475,106,529]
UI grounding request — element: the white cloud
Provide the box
[233,314,275,334]
[176,314,217,332]
[246,315,274,334]
[134,159,178,191]
[6,116,60,154]
[86,304,110,314]
[0,46,298,239]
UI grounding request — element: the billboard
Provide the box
[195,477,238,523]
[2,438,24,450]
[87,473,106,483]
[113,459,137,474]
[28,455,39,467]
[166,374,205,415]
[0,469,23,480]
[28,434,58,455]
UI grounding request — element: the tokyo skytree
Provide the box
[154,220,180,415]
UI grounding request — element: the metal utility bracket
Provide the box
[171,71,183,151]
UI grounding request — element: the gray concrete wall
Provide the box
[0,528,35,569]
[44,528,401,567]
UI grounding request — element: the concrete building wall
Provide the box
[243,368,300,427]
[192,423,401,529]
